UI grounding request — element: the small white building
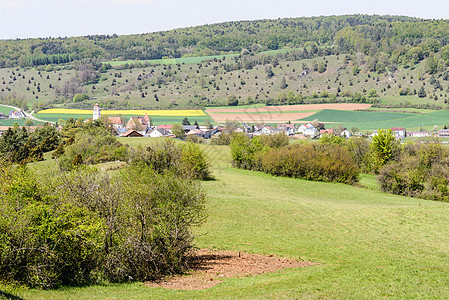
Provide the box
[341,129,352,139]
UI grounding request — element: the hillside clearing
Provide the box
[8,141,449,299]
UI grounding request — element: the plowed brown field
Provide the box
[206,103,371,123]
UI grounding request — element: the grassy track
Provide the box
[6,141,449,298]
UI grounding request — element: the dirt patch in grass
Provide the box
[206,103,372,113]
[144,249,315,290]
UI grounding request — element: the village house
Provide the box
[182,125,199,133]
[148,128,172,138]
[390,127,406,139]
[341,129,352,139]
[107,116,124,130]
[9,110,25,119]
[408,131,432,138]
[261,125,277,135]
[158,124,173,131]
[122,129,143,137]
[302,123,318,137]
[186,128,205,138]
[438,129,449,138]
[277,123,295,135]
[319,128,334,136]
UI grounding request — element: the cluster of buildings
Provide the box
[0,110,26,120]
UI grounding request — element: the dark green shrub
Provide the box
[378,139,449,201]
[129,139,211,180]
[210,132,233,145]
[0,165,103,288]
[262,143,359,184]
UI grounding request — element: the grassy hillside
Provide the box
[2,52,449,112]
[4,141,449,298]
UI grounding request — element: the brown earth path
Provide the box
[145,249,315,290]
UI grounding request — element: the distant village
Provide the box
[0,104,448,140]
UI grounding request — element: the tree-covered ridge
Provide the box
[0,15,437,68]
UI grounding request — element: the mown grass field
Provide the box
[5,140,449,298]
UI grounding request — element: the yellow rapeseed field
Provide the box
[38,109,206,117]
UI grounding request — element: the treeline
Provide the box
[230,133,360,185]
[0,15,447,68]
[229,130,449,202]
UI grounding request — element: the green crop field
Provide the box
[5,141,449,298]
[300,109,449,131]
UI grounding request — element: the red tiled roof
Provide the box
[108,116,123,124]
[391,127,405,131]
[158,124,173,129]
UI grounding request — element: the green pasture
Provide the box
[105,54,239,67]
[300,109,449,130]
[0,104,15,115]
[6,141,449,298]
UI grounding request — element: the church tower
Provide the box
[93,103,101,120]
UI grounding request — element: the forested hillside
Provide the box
[0,15,446,68]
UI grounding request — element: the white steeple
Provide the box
[93,103,101,120]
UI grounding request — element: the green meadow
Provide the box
[300,109,449,130]
[105,53,240,67]
[4,140,449,298]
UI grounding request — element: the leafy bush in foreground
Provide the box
[129,139,211,180]
[0,150,207,288]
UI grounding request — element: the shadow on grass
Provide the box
[0,290,23,300]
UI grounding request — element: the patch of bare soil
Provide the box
[206,103,372,113]
[144,249,315,290]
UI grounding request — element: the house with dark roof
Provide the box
[122,129,143,137]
